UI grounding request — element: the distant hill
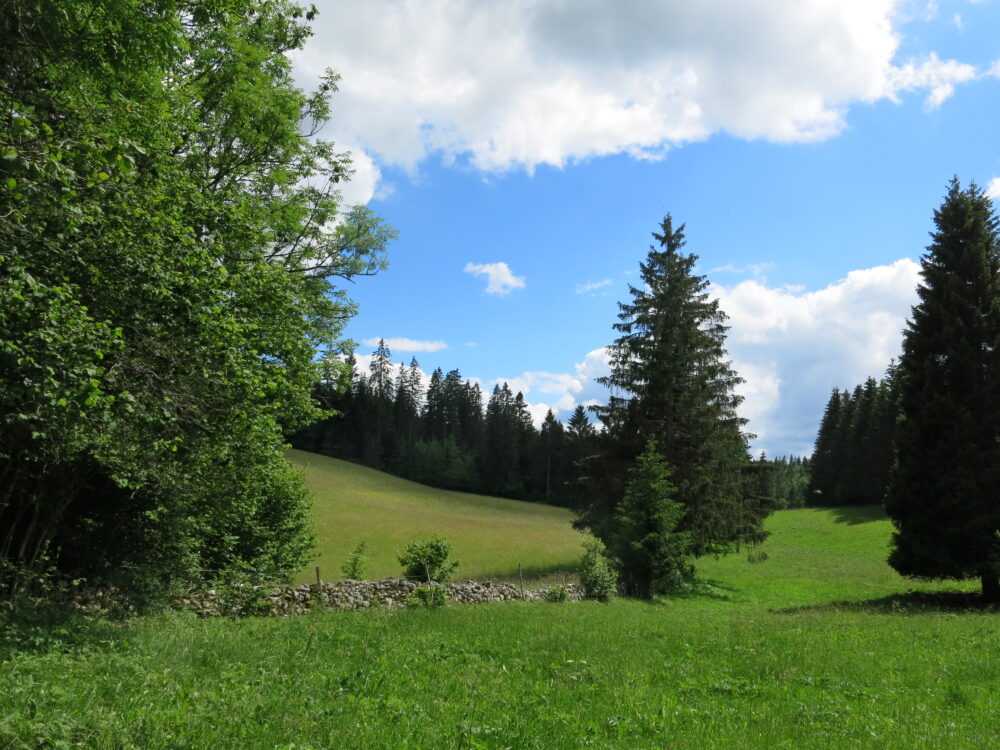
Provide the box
[288,449,587,583]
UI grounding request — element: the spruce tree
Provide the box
[612,439,692,598]
[809,388,843,505]
[578,215,768,559]
[885,179,1000,602]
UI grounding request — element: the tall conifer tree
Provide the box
[885,179,1000,601]
[578,215,768,558]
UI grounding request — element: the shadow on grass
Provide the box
[476,562,579,584]
[665,577,739,602]
[822,504,886,525]
[775,589,997,615]
[0,599,123,660]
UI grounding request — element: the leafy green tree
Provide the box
[0,0,393,595]
[578,538,618,602]
[398,536,459,583]
[885,179,1000,602]
[578,215,768,560]
[612,440,692,598]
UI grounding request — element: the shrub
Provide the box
[398,536,459,583]
[543,585,568,603]
[340,542,368,580]
[406,584,447,608]
[579,538,618,602]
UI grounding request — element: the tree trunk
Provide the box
[981,573,1000,604]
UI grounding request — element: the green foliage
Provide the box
[398,536,460,583]
[611,439,692,598]
[578,215,769,564]
[340,542,368,581]
[0,1,393,596]
[542,585,568,603]
[578,538,618,602]
[886,179,1000,601]
[405,583,448,608]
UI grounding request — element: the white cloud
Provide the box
[488,348,611,427]
[362,337,447,352]
[886,52,978,109]
[334,144,382,207]
[712,258,922,455]
[576,278,613,294]
[987,177,1000,200]
[294,0,983,175]
[990,59,1000,78]
[464,261,526,294]
[482,260,921,451]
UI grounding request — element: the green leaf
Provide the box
[6,177,15,189]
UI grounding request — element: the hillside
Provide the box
[288,449,587,582]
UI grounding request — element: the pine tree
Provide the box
[578,215,768,559]
[364,340,395,465]
[612,439,692,598]
[885,179,1000,602]
[538,410,566,504]
[809,388,843,505]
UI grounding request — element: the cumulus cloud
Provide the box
[293,0,984,176]
[485,260,921,451]
[886,52,978,109]
[464,262,526,294]
[335,144,382,207]
[576,278,613,294]
[712,258,922,455]
[987,177,1000,200]
[362,337,447,352]
[489,348,611,427]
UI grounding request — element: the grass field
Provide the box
[288,449,587,582]
[2,473,998,748]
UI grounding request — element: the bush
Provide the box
[579,539,618,602]
[340,542,368,580]
[406,584,447,608]
[398,536,459,583]
[543,585,568,603]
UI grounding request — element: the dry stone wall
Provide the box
[177,578,583,617]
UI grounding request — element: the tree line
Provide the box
[291,342,598,506]
[809,369,897,506]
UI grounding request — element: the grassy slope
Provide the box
[289,449,586,582]
[3,505,999,748]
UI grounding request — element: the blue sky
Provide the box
[292,0,1000,456]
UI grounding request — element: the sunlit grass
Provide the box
[3,491,997,748]
[289,449,588,582]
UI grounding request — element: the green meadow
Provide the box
[2,460,997,749]
[289,449,586,582]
